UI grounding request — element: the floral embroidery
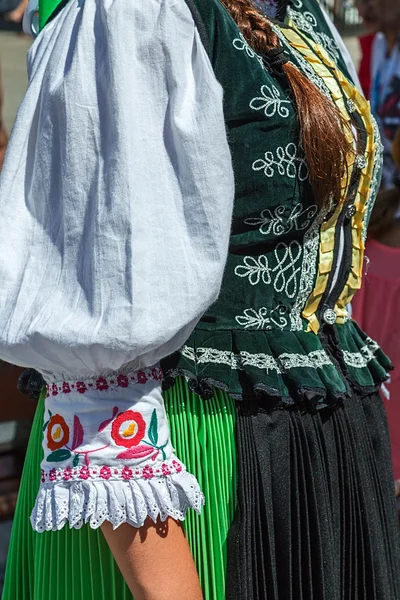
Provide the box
[46,368,163,398]
[245,203,318,236]
[249,85,291,118]
[235,306,288,330]
[287,8,340,60]
[40,458,186,483]
[235,256,271,286]
[252,143,309,180]
[46,414,70,451]
[100,466,111,480]
[111,410,146,448]
[43,404,169,467]
[234,241,302,299]
[232,33,265,69]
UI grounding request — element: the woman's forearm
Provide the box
[101,518,203,600]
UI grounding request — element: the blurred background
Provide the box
[0,0,398,596]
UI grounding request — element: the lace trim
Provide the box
[46,368,163,398]
[363,117,383,242]
[342,338,380,369]
[181,340,380,372]
[181,345,332,372]
[287,7,340,61]
[290,206,327,330]
[31,470,204,532]
[271,22,332,99]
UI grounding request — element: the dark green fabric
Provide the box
[3,384,237,600]
[163,0,388,403]
[286,0,355,82]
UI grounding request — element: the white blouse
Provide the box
[0,0,234,381]
[0,0,234,532]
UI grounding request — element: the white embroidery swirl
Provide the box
[249,85,291,118]
[253,143,309,180]
[245,203,318,236]
[235,306,288,330]
[234,241,302,299]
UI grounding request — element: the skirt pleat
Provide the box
[3,379,400,600]
[226,389,400,600]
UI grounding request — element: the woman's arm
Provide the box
[102,518,203,600]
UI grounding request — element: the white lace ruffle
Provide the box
[30,471,204,532]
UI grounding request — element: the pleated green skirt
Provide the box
[3,379,237,600]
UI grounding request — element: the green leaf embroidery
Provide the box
[73,454,80,467]
[42,419,50,432]
[148,409,158,446]
[47,449,71,462]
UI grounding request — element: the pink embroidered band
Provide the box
[46,367,163,398]
[41,458,184,484]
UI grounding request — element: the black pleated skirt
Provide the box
[227,387,400,599]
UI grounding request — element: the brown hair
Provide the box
[221,0,353,206]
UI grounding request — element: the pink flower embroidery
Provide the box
[172,460,182,473]
[51,384,58,396]
[137,371,148,384]
[96,377,109,392]
[79,466,90,480]
[100,466,111,480]
[161,464,171,476]
[76,381,87,394]
[151,368,161,381]
[122,467,133,480]
[63,467,72,481]
[62,382,71,394]
[117,374,129,388]
[49,468,57,482]
[142,465,154,480]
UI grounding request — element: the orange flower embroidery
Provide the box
[47,414,70,451]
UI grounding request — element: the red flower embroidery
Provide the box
[79,466,90,480]
[142,465,154,480]
[122,467,133,480]
[47,414,70,451]
[137,371,148,384]
[62,382,71,394]
[63,467,72,481]
[76,381,87,394]
[49,468,57,482]
[96,377,109,392]
[172,460,182,473]
[51,383,58,396]
[111,410,146,448]
[161,464,171,476]
[100,466,111,480]
[117,374,129,388]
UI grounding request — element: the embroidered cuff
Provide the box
[31,367,204,532]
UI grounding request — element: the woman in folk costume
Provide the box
[1,0,399,598]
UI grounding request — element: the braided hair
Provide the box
[221,0,353,206]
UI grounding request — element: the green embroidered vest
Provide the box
[162,0,390,406]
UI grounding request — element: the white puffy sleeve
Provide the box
[0,0,234,531]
